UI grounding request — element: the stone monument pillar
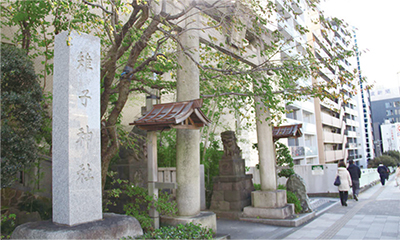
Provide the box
[52,30,102,226]
[242,100,294,219]
[11,31,143,239]
[210,131,254,219]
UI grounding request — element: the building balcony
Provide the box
[344,106,358,117]
[345,142,358,149]
[345,118,360,128]
[291,1,304,15]
[325,150,345,162]
[321,113,341,128]
[323,132,342,144]
[346,130,358,138]
[321,98,339,111]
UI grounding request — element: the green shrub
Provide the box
[1,213,16,239]
[1,44,45,187]
[104,173,177,233]
[369,155,397,168]
[132,223,214,239]
[157,129,177,167]
[254,183,261,190]
[18,195,52,220]
[277,184,286,190]
[276,142,295,178]
[287,191,302,214]
[201,140,223,209]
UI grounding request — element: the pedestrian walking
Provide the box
[347,159,361,201]
[337,161,352,206]
[395,163,400,188]
[377,163,389,186]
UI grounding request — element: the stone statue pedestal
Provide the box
[209,131,254,219]
[210,174,254,219]
[242,190,294,219]
[11,213,143,239]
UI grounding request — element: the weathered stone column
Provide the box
[254,99,277,191]
[242,42,294,219]
[242,98,294,220]
[160,1,215,233]
[175,4,201,216]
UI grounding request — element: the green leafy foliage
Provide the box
[158,129,177,168]
[1,213,16,239]
[1,44,44,188]
[277,185,302,214]
[384,151,400,164]
[157,130,223,209]
[133,223,214,239]
[253,142,295,177]
[103,172,177,233]
[200,140,223,209]
[276,142,295,178]
[287,190,302,214]
[277,184,286,190]
[254,183,261,190]
[17,195,52,220]
[1,0,362,191]
[368,150,400,168]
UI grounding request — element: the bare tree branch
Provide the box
[82,0,113,14]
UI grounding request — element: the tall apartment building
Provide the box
[353,29,375,166]
[307,11,366,166]
[370,86,400,156]
[275,0,319,165]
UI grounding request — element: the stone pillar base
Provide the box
[11,213,143,239]
[242,204,294,219]
[160,211,217,233]
[252,190,287,208]
[242,190,295,219]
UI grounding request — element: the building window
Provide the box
[385,102,392,108]
[386,110,394,116]
[385,89,391,94]
[394,101,400,107]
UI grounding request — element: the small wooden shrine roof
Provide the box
[273,124,302,140]
[130,99,211,131]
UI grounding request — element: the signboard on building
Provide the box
[311,165,324,175]
[381,123,400,152]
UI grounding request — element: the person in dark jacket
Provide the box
[347,159,361,201]
[377,163,389,186]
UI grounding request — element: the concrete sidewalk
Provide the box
[216,175,400,239]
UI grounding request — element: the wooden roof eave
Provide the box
[193,108,212,126]
[130,99,211,131]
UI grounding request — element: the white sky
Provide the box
[320,0,400,89]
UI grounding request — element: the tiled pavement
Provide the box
[216,175,400,239]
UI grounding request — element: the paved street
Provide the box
[217,175,400,239]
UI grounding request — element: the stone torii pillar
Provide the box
[242,39,294,219]
[175,9,201,217]
[242,98,294,219]
[160,0,216,231]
